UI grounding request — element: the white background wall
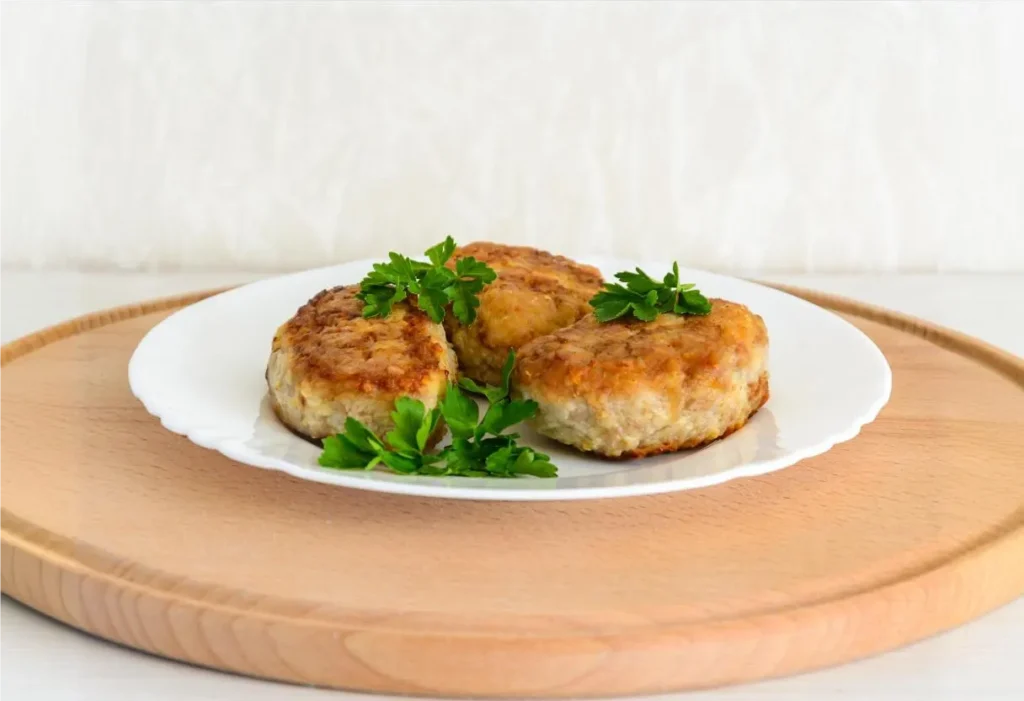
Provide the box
[2,1,1022,273]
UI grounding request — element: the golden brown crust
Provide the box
[450,242,605,291]
[515,299,769,403]
[443,242,605,385]
[271,285,452,398]
[516,301,770,458]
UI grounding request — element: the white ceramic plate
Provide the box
[128,257,891,501]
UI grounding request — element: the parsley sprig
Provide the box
[318,397,445,475]
[356,236,497,325]
[440,351,556,478]
[589,261,712,322]
[318,351,556,479]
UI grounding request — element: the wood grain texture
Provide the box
[2,285,1023,698]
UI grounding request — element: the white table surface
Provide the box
[2,270,1022,700]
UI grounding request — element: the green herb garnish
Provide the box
[318,397,445,475]
[356,236,497,325]
[589,261,712,322]
[439,350,556,478]
[457,347,516,404]
[318,350,556,478]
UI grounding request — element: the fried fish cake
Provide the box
[514,300,769,458]
[266,285,457,442]
[443,242,604,386]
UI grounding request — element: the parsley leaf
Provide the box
[357,283,408,319]
[590,261,712,323]
[468,438,555,478]
[424,236,456,267]
[438,384,479,440]
[438,435,537,478]
[385,252,421,293]
[480,398,538,437]
[446,256,497,325]
[510,448,557,478]
[416,267,455,323]
[456,349,539,438]
[318,417,386,470]
[385,397,437,455]
[356,237,497,325]
[437,350,552,477]
[454,255,498,282]
[446,276,486,326]
[484,444,516,476]
[319,399,443,474]
[318,351,556,478]
[458,349,515,403]
[378,451,421,474]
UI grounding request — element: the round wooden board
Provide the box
[2,285,1023,698]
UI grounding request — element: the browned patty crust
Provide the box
[514,299,770,458]
[266,285,457,441]
[443,242,605,386]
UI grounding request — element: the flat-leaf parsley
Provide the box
[356,236,497,325]
[589,261,711,322]
[318,350,556,478]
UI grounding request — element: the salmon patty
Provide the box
[443,242,604,386]
[513,300,769,458]
[266,285,457,442]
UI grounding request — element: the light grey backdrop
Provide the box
[2,1,1022,272]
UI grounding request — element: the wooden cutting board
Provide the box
[2,285,1023,698]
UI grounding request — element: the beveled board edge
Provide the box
[2,282,1023,698]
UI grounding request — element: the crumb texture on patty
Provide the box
[514,299,769,458]
[266,285,457,441]
[443,242,605,386]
